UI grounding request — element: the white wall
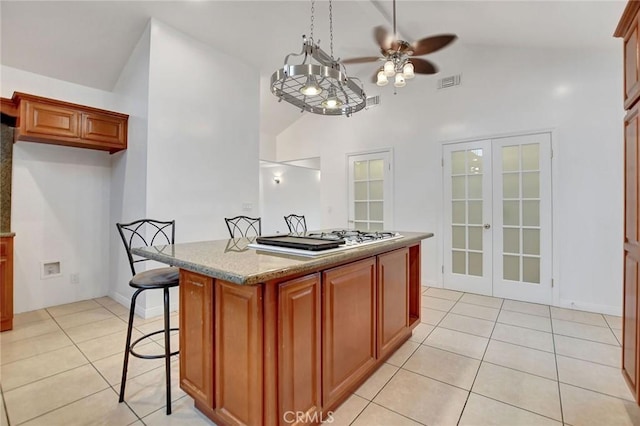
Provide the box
[110,22,152,312]
[277,45,623,315]
[259,161,321,235]
[2,66,119,313]
[3,18,261,316]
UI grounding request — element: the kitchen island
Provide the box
[133,231,433,425]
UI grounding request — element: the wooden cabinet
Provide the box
[377,248,410,359]
[177,242,423,425]
[179,270,214,408]
[278,274,321,426]
[9,92,128,153]
[321,257,377,409]
[0,236,14,332]
[617,2,640,404]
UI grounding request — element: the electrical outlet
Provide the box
[70,273,79,284]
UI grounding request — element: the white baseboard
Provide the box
[112,291,179,319]
[557,298,622,317]
[423,280,440,288]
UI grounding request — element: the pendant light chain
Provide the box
[329,0,334,60]
[310,0,315,41]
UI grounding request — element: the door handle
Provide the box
[484,223,491,229]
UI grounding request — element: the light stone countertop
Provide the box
[132,231,434,285]
[0,232,15,237]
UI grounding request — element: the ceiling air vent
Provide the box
[365,95,380,108]
[437,74,461,90]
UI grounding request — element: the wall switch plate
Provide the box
[242,203,253,212]
[70,273,79,284]
[41,261,62,279]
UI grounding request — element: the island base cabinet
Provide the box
[377,248,410,359]
[322,258,377,409]
[278,274,322,426]
[179,270,214,408]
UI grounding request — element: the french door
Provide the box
[443,133,552,304]
[347,151,394,231]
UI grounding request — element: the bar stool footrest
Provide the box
[129,327,180,360]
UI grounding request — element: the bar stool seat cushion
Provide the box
[130,267,180,289]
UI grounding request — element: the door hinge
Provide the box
[442,265,444,273]
[389,163,391,170]
[441,157,444,167]
[551,278,554,288]
[551,149,554,159]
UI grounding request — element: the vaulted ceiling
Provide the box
[0,1,626,139]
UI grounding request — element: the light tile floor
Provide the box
[1,288,639,425]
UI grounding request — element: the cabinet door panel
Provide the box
[215,281,263,426]
[81,113,127,147]
[377,248,409,359]
[625,14,640,108]
[624,254,638,389]
[278,274,321,426]
[179,270,213,407]
[24,100,80,138]
[322,257,376,408]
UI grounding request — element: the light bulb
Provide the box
[383,60,395,77]
[394,73,406,88]
[376,70,388,86]
[299,76,323,96]
[321,87,343,109]
[402,62,415,79]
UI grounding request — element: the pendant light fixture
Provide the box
[270,0,367,117]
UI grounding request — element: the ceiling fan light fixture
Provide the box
[300,76,323,96]
[394,73,406,88]
[383,60,396,77]
[321,86,343,109]
[402,62,415,79]
[376,70,389,86]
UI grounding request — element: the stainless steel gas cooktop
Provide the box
[248,229,404,257]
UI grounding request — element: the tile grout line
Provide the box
[11,304,146,425]
[549,304,566,425]
[348,292,460,426]
[455,295,505,426]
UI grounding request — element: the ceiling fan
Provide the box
[343,0,457,88]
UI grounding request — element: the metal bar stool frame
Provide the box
[225,215,262,238]
[284,214,307,235]
[116,219,180,415]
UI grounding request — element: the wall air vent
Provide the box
[437,74,461,90]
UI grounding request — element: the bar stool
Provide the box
[116,219,179,415]
[225,215,262,238]
[284,214,307,234]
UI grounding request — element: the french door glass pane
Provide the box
[352,158,386,230]
[369,160,384,179]
[450,147,485,277]
[468,227,483,250]
[501,143,541,284]
[452,226,466,249]
[452,251,466,274]
[468,252,483,276]
[369,181,383,199]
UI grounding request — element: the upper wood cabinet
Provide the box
[616,2,640,109]
[616,1,640,405]
[8,92,128,154]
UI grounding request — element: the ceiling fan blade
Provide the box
[411,34,457,56]
[342,57,381,64]
[374,26,392,51]
[410,58,439,74]
[371,70,379,84]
